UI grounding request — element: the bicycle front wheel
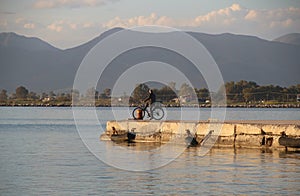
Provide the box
[151,107,164,120]
[132,107,145,120]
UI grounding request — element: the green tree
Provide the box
[179,83,195,97]
[95,90,99,100]
[104,88,111,98]
[49,91,56,98]
[28,92,39,100]
[41,92,48,99]
[86,87,96,99]
[16,86,28,99]
[0,90,8,101]
[225,80,258,103]
[178,83,197,103]
[197,88,209,99]
[157,85,177,102]
[10,93,17,100]
[131,83,149,103]
[168,82,176,92]
[56,93,71,102]
[243,88,254,103]
[72,89,80,102]
[99,88,111,99]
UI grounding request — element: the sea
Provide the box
[0,107,299,195]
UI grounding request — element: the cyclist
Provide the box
[144,89,156,117]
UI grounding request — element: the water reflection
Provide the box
[1,107,300,195]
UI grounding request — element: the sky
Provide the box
[0,0,300,49]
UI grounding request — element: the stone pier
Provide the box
[100,120,300,149]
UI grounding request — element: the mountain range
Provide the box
[274,33,300,46]
[1,28,299,93]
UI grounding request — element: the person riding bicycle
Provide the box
[132,89,164,120]
[144,89,156,116]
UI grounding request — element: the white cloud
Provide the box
[14,18,37,30]
[245,7,300,22]
[69,23,77,30]
[103,13,175,28]
[47,20,100,32]
[245,10,257,20]
[82,22,95,28]
[270,18,294,28]
[190,4,248,27]
[0,19,8,27]
[103,4,248,28]
[33,0,116,9]
[15,18,25,24]
[24,23,35,29]
[230,3,242,11]
[102,4,300,39]
[47,20,64,32]
[242,6,300,32]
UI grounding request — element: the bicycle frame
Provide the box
[132,102,164,120]
[141,105,152,118]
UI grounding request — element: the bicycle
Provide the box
[132,102,165,120]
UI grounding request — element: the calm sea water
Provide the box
[0,107,299,195]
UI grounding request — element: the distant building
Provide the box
[179,94,197,103]
[42,97,54,102]
[297,94,300,102]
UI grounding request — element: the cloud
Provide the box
[33,0,116,9]
[69,23,77,30]
[102,4,300,38]
[14,18,37,30]
[244,7,300,29]
[82,22,95,28]
[0,19,7,27]
[103,13,175,28]
[46,20,99,32]
[244,10,257,20]
[47,20,64,32]
[24,23,36,29]
[15,18,25,24]
[230,3,242,11]
[103,4,248,28]
[189,4,247,27]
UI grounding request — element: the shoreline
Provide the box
[0,103,300,108]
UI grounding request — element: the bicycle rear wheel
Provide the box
[132,107,145,120]
[151,107,164,120]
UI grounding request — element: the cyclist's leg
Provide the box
[149,103,154,117]
[147,102,153,117]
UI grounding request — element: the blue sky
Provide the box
[1,0,299,48]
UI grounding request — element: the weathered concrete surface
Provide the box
[101,120,300,149]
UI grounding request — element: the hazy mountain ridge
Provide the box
[273,33,300,46]
[0,29,299,92]
[190,32,300,86]
[0,32,61,52]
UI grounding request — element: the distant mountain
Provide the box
[0,29,300,93]
[190,32,300,87]
[0,32,60,52]
[0,33,67,92]
[273,33,300,46]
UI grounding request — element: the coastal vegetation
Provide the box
[0,80,299,107]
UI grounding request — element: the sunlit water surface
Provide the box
[0,107,299,195]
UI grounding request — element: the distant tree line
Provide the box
[225,80,300,104]
[0,81,299,106]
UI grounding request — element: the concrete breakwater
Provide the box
[100,120,300,149]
